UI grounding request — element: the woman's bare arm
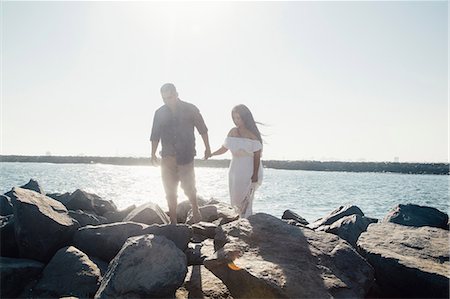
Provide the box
[251,150,262,182]
[211,146,228,156]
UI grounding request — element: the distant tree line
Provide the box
[0,155,448,175]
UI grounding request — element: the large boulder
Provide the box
[205,213,374,298]
[66,189,117,216]
[31,246,101,298]
[73,222,191,262]
[143,224,192,251]
[95,234,187,299]
[10,187,78,262]
[0,257,44,298]
[73,222,148,262]
[0,195,13,216]
[177,265,233,299]
[325,214,378,247]
[357,222,449,298]
[0,215,19,258]
[383,204,449,230]
[307,205,364,230]
[123,202,170,225]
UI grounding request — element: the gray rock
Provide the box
[69,210,107,227]
[10,187,78,262]
[95,234,187,299]
[0,195,13,216]
[177,265,233,299]
[0,257,44,298]
[21,179,45,194]
[307,205,364,230]
[176,197,208,223]
[187,202,239,226]
[143,224,192,251]
[73,222,148,262]
[46,192,71,205]
[325,214,378,247]
[192,221,218,239]
[123,202,170,225]
[73,222,191,262]
[205,213,374,298]
[66,189,117,216]
[103,204,136,223]
[32,246,101,298]
[357,222,449,298]
[185,239,216,266]
[0,215,19,258]
[281,209,309,225]
[383,203,449,230]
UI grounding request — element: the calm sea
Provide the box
[1,162,448,223]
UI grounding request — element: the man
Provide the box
[150,83,211,224]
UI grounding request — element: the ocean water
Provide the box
[1,162,448,223]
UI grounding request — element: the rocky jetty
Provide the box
[0,179,449,298]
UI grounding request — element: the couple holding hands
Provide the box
[150,83,263,224]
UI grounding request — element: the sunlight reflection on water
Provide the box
[1,162,448,222]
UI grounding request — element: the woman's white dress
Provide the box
[223,137,263,218]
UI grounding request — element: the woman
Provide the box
[211,104,263,218]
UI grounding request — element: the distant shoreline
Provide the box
[1,155,448,175]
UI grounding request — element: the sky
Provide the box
[1,1,448,163]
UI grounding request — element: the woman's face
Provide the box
[232,111,244,128]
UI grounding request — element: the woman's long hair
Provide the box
[232,104,262,143]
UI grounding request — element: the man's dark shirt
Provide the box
[150,99,208,165]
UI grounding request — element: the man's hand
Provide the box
[151,155,160,166]
[204,148,212,160]
[251,174,258,183]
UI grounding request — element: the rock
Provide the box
[73,222,148,262]
[73,222,191,262]
[185,239,216,266]
[0,195,13,216]
[69,210,107,227]
[176,197,208,223]
[21,179,45,194]
[0,215,19,258]
[357,222,449,298]
[281,209,309,225]
[103,204,136,223]
[123,202,170,225]
[177,265,233,299]
[307,205,364,230]
[31,246,101,298]
[0,257,44,298]
[143,224,192,251]
[325,214,378,247]
[66,189,117,216]
[192,221,218,239]
[95,234,187,299]
[47,192,71,205]
[383,203,449,230]
[187,202,239,226]
[205,213,374,298]
[10,187,78,262]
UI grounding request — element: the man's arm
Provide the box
[150,110,161,165]
[201,133,211,160]
[151,140,159,165]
